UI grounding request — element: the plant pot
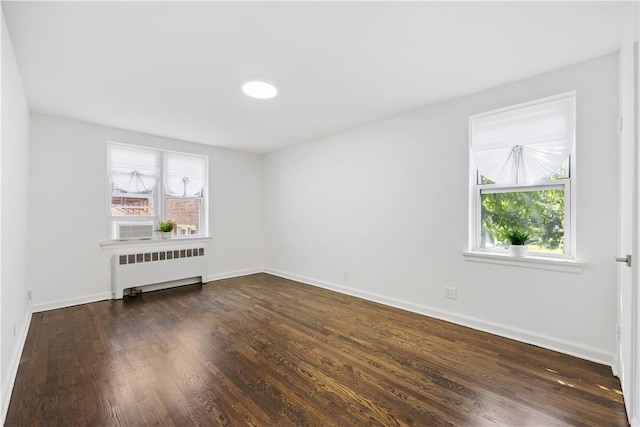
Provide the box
[509,245,527,257]
[160,231,172,240]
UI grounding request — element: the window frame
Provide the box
[468,92,577,260]
[107,142,209,240]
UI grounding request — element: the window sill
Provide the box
[462,251,587,274]
[100,236,211,250]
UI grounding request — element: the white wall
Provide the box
[1,13,31,420]
[28,114,263,308]
[263,54,620,364]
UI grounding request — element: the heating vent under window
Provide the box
[112,247,206,299]
[116,221,154,240]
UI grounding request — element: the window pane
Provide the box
[480,189,565,253]
[166,198,201,236]
[111,195,155,217]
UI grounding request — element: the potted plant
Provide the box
[506,229,531,257]
[157,220,176,239]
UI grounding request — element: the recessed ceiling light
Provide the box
[242,81,278,99]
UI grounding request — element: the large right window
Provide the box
[470,92,576,258]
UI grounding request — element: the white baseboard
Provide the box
[28,268,263,314]
[612,353,620,378]
[1,306,33,425]
[31,292,112,313]
[207,268,263,283]
[264,268,613,366]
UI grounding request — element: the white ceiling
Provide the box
[2,1,631,154]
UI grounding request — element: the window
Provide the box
[107,143,208,240]
[469,93,576,258]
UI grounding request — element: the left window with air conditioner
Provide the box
[108,143,159,240]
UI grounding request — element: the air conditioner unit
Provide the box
[116,221,154,241]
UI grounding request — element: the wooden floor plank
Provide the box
[5,273,628,426]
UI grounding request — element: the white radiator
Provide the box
[112,246,207,299]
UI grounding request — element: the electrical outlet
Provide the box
[445,287,457,300]
[342,270,349,279]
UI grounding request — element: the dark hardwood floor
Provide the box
[6,273,628,426]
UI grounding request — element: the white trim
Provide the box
[613,352,621,378]
[628,39,640,427]
[470,91,577,120]
[462,251,586,274]
[264,268,611,365]
[1,307,32,425]
[617,39,640,426]
[120,278,203,297]
[207,268,263,283]
[26,268,261,313]
[100,236,211,249]
[478,181,567,194]
[31,292,112,313]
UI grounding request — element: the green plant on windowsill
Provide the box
[505,229,532,246]
[505,228,532,257]
[157,220,176,238]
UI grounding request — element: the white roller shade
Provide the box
[471,95,575,185]
[165,154,206,197]
[109,146,159,193]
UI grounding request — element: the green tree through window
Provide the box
[481,188,565,252]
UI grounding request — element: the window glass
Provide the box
[166,198,201,236]
[480,188,565,254]
[110,194,155,217]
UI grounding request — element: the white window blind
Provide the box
[471,94,575,185]
[165,154,206,197]
[109,146,159,193]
